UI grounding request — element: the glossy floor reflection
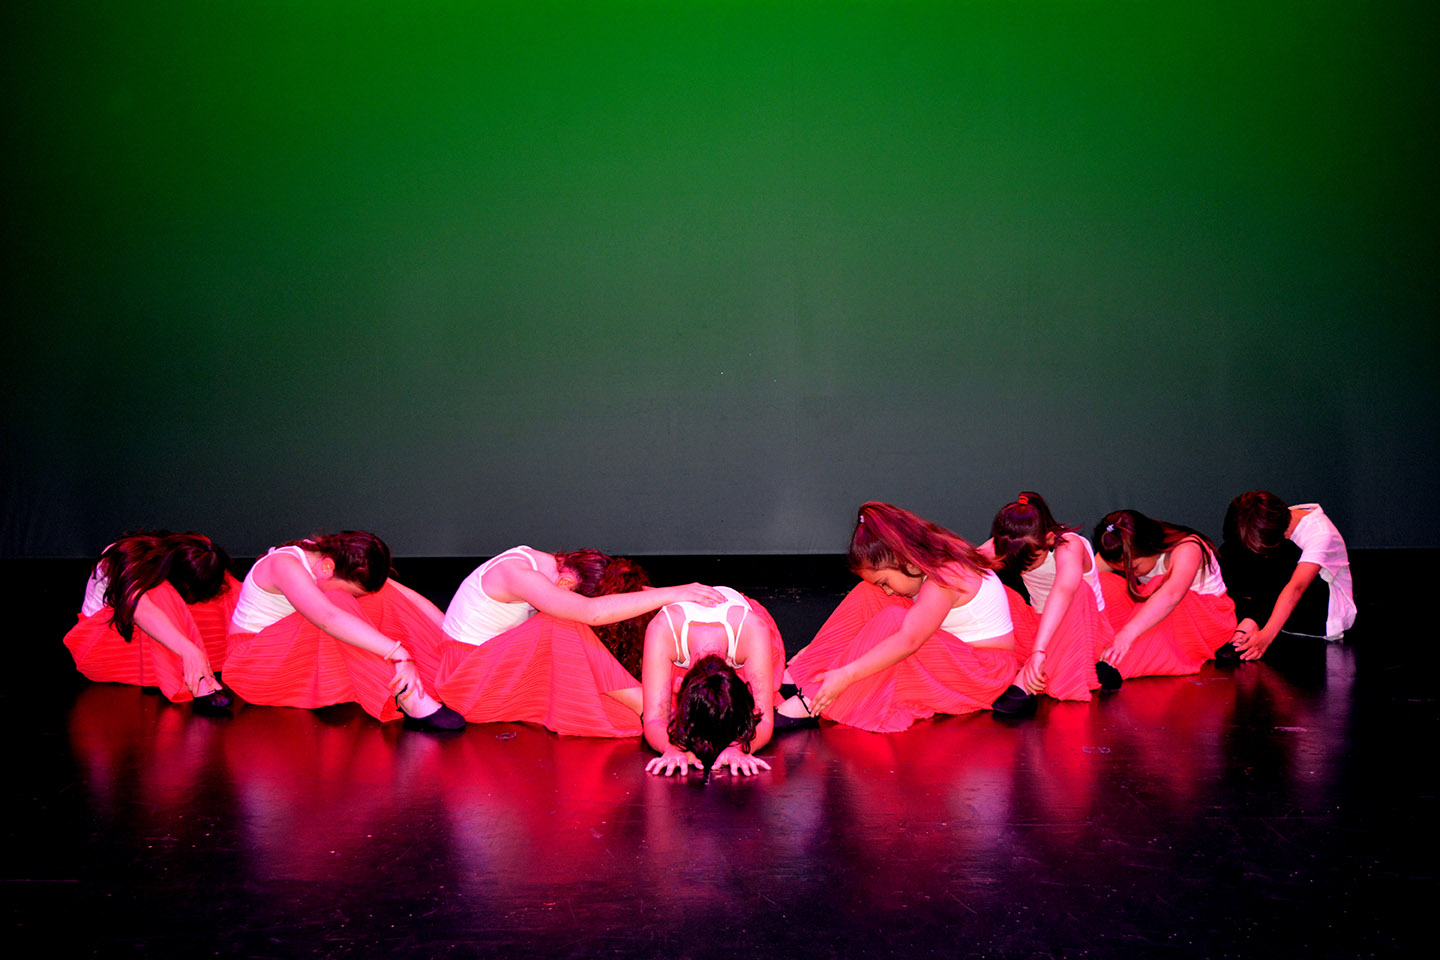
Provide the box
[9,557,1435,958]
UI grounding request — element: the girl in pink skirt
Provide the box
[1092,509,1237,684]
[783,502,1018,733]
[223,531,464,731]
[64,531,238,713]
[980,492,1111,713]
[435,547,724,736]
[641,586,786,778]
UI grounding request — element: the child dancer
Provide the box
[1220,491,1355,658]
[642,585,786,778]
[981,492,1110,711]
[435,546,724,736]
[1093,510,1236,683]
[783,502,1018,733]
[64,532,238,713]
[223,531,465,731]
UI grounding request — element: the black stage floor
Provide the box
[5,553,1435,959]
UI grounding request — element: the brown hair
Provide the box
[1093,509,1218,602]
[849,501,998,589]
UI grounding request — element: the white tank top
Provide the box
[81,566,108,617]
[664,586,750,668]
[1139,540,1227,596]
[1021,533,1106,613]
[939,571,1013,643]
[229,545,316,634]
[442,547,543,646]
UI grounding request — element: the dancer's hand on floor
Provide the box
[646,749,702,777]
[713,746,771,777]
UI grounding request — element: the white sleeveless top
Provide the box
[1021,533,1106,613]
[1138,540,1227,596]
[230,545,316,634]
[81,567,108,617]
[938,571,1013,643]
[664,586,750,668]
[442,547,543,646]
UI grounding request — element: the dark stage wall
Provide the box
[3,2,1437,557]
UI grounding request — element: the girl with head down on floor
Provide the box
[781,502,1019,733]
[641,584,788,779]
[64,531,239,714]
[223,530,465,731]
[1092,509,1236,685]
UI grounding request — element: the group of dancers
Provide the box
[63,490,1356,778]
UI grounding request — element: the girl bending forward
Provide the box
[784,502,1018,733]
[224,531,464,730]
[435,546,723,736]
[1093,510,1236,683]
[981,492,1111,712]
[64,531,238,713]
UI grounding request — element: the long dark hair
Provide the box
[989,491,1079,575]
[100,531,232,641]
[555,549,654,677]
[283,531,393,593]
[1093,509,1218,602]
[1224,490,1291,555]
[667,654,760,781]
[849,501,998,589]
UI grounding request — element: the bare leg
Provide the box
[606,685,643,717]
[776,694,814,718]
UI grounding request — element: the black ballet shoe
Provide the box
[401,703,467,732]
[1095,661,1123,692]
[1213,641,1241,663]
[990,685,1038,718]
[191,688,234,717]
[773,710,820,731]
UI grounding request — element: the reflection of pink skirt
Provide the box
[435,614,643,738]
[63,577,239,703]
[787,582,1017,733]
[224,583,448,722]
[1007,585,1109,701]
[1099,574,1236,679]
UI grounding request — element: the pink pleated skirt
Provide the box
[787,582,1018,733]
[1006,584,1110,702]
[223,582,449,722]
[63,576,240,703]
[1099,573,1237,679]
[434,614,644,737]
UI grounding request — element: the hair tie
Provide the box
[858,514,865,524]
[1105,523,1115,534]
[1016,494,1029,506]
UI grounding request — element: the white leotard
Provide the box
[230,545,317,633]
[664,586,750,668]
[442,547,545,646]
[938,571,1013,643]
[81,567,108,617]
[1021,532,1106,613]
[1138,540,1227,596]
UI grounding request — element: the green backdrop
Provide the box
[4,2,1436,556]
